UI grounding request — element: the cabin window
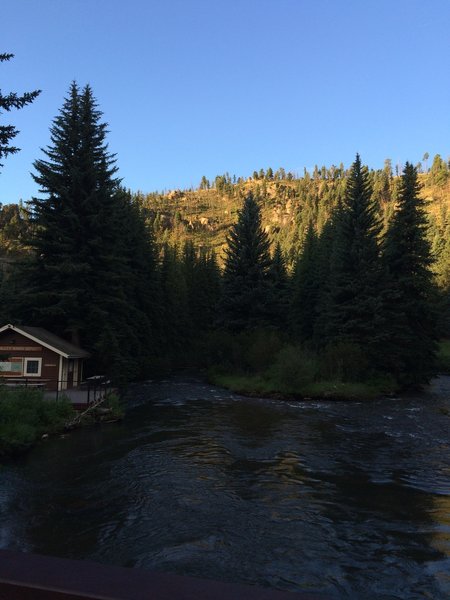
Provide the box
[24,358,42,377]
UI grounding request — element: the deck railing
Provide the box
[55,375,111,404]
[0,375,112,406]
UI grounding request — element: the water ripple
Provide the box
[1,376,450,598]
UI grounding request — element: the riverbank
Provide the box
[207,338,450,402]
[0,387,124,458]
[209,371,395,401]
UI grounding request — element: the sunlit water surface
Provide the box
[1,376,450,598]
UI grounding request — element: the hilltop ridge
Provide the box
[133,157,450,277]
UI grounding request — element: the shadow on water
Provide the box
[1,376,450,598]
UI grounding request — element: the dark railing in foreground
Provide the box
[0,550,324,600]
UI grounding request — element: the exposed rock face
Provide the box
[185,216,217,231]
[167,189,184,201]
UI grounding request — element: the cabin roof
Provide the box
[0,324,90,359]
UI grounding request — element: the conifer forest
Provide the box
[1,81,449,395]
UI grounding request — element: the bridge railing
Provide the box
[0,550,321,600]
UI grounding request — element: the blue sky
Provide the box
[1,0,449,204]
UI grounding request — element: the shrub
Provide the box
[437,340,450,374]
[245,329,284,373]
[103,393,125,419]
[0,422,36,454]
[268,345,317,392]
[318,342,370,382]
[202,330,247,370]
[0,387,74,456]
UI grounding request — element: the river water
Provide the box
[1,376,450,598]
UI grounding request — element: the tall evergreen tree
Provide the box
[159,244,189,357]
[0,53,40,169]
[21,83,156,381]
[182,242,221,334]
[267,241,289,328]
[382,163,438,384]
[220,193,273,330]
[319,155,385,363]
[310,207,342,345]
[291,223,319,341]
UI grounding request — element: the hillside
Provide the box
[134,159,450,274]
[1,156,449,283]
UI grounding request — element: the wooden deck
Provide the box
[44,377,112,408]
[1,375,112,410]
[44,386,107,406]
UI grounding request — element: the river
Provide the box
[1,376,450,598]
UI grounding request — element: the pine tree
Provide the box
[291,223,319,340]
[382,163,438,384]
[310,209,341,345]
[182,242,221,335]
[21,83,156,381]
[434,219,450,292]
[0,53,40,169]
[159,244,189,356]
[320,155,385,363]
[267,242,289,328]
[202,250,222,326]
[220,193,273,330]
[429,154,449,185]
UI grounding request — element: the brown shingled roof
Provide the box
[1,324,90,358]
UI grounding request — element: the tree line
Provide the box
[122,155,450,293]
[0,80,445,389]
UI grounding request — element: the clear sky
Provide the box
[1,0,449,204]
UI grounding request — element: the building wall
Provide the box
[0,330,60,390]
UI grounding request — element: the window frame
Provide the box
[24,357,42,377]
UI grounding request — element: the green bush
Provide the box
[0,422,36,454]
[318,342,370,382]
[268,345,317,392]
[0,387,74,456]
[245,329,284,373]
[203,328,285,374]
[202,330,247,370]
[437,340,450,373]
[103,393,125,419]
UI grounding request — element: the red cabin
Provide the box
[0,323,89,392]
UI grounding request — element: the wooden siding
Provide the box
[0,330,60,390]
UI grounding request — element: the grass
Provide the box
[207,334,402,401]
[0,387,75,456]
[210,372,284,396]
[209,370,394,401]
[437,339,450,373]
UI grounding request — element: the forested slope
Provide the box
[131,156,450,282]
[1,156,449,286]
